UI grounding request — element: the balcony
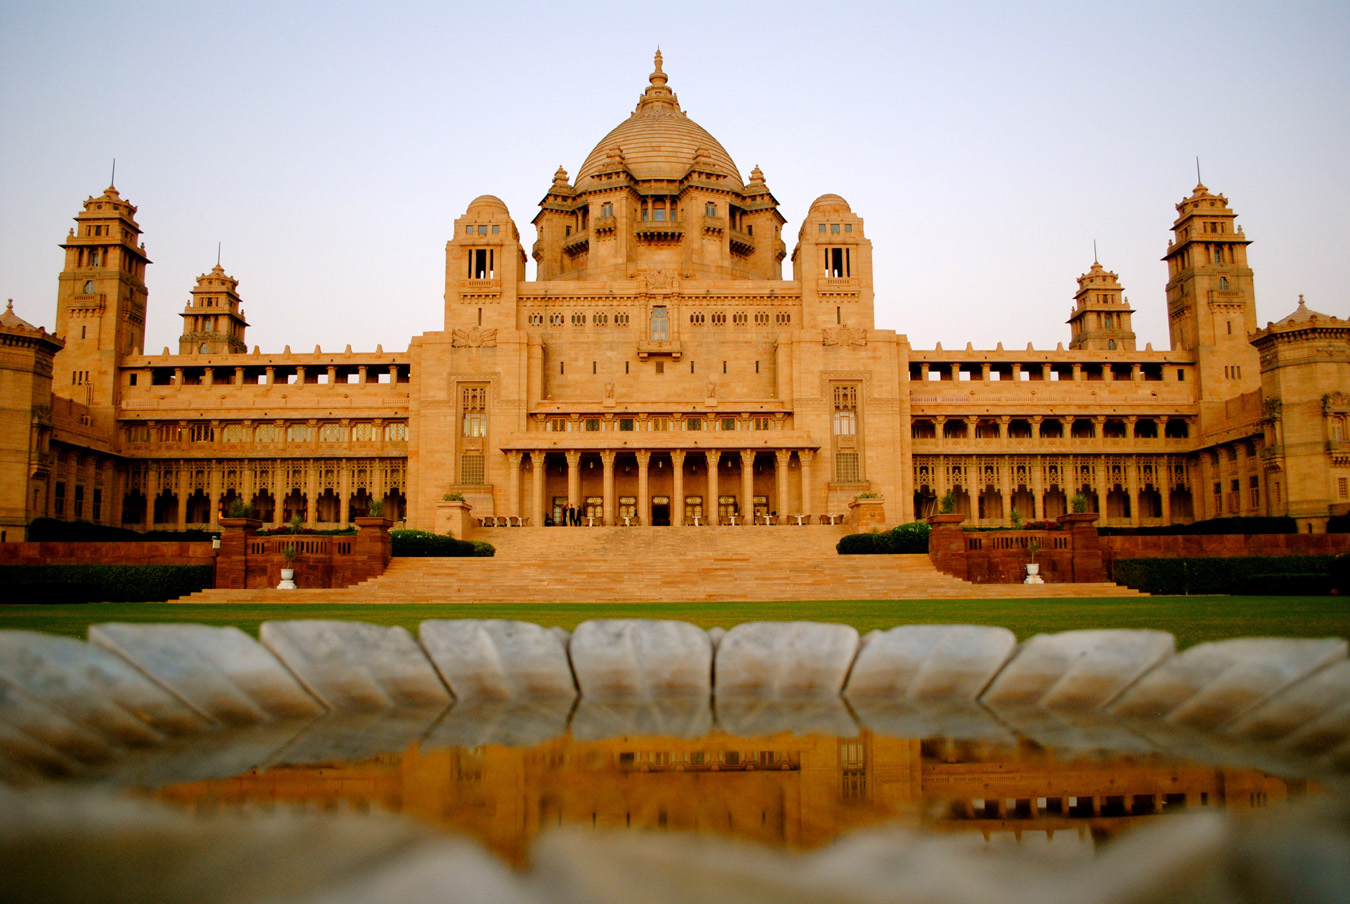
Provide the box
[636,340,683,360]
[562,229,589,256]
[729,229,755,257]
[634,221,684,243]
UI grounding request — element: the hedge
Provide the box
[390,530,494,557]
[1110,555,1340,595]
[837,521,930,555]
[25,518,219,543]
[1328,513,1350,533]
[1097,516,1297,537]
[0,564,215,604]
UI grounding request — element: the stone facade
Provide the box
[2,53,1347,541]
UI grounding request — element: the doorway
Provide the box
[652,496,670,526]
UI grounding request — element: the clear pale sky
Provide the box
[2,1,1346,357]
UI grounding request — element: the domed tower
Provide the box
[531,52,786,282]
[1068,259,1136,350]
[791,193,875,331]
[53,184,150,427]
[1162,182,1259,397]
[443,194,528,333]
[179,262,249,355]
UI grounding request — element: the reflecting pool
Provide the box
[139,728,1317,867]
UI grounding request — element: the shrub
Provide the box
[390,529,491,557]
[1070,493,1090,514]
[25,518,217,543]
[1111,555,1338,594]
[1098,516,1298,537]
[837,521,930,555]
[225,498,255,519]
[1332,555,1350,594]
[0,564,214,604]
[442,492,466,502]
[365,498,385,517]
[1325,513,1350,533]
[1009,507,1023,530]
[938,491,957,515]
[1243,573,1334,595]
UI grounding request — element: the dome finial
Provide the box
[650,48,667,87]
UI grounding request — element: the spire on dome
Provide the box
[651,49,665,85]
[636,49,679,113]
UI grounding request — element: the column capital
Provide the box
[671,449,686,465]
[740,449,756,465]
[635,449,652,465]
[799,449,814,463]
[564,449,581,465]
[505,450,522,464]
[774,448,791,464]
[599,449,617,465]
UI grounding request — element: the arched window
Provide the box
[1107,339,1116,349]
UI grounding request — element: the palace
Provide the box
[2,52,1347,541]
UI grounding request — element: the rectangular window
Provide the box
[752,416,772,431]
[650,306,669,341]
[1339,477,1348,500]
[460,453,485,485]
[461,386,487,437]
[92,488,102,521]
[684,417,703,431]
[462,412,486,437]
[618,418,635,431]
[649,417,669,431]
[74,485,85,518]
[54,482,65,516]
[584,418,601,432]
[720,417,737,431]
[835,452,861,483]
[684,495,704,524]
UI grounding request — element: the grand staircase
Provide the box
[179,526,1143,604]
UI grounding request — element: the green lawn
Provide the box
[1,596,1345,650]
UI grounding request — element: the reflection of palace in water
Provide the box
[147,730,1306,864]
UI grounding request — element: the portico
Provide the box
[503,440,819,526]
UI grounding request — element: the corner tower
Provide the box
[1162,182,1259,396]
[179,263,249,355]
[54,184,149,419]
[1068,260,1135,350]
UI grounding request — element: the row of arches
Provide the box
[120,488,406,528]
[912,417,1190,441]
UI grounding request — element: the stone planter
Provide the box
[1024,562,1043,584]
[435,500,475,539]
[278,567,297,590]
[847,497,886,532]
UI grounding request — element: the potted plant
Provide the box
[366,497,385,517]
[938,490,957,515]
[226,497,255,519]
[1070,492,1090,514]
[278,542,299,590]
[1024,537,1043,584]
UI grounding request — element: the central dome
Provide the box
[574,52,742,191]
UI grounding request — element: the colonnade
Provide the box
[503,447,817,527]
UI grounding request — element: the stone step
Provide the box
[179,525,1143,604]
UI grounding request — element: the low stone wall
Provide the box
[214,516,391,590]
[1103,532,1350,573]
[0,541,215,566]
[928,513,1104,583]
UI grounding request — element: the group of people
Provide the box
[557,504,589,526]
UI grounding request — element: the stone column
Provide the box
[636,450,651,525]
[338,465,351,526]
[999,458,1012,524]
[775,450,792,518]
[1094,457,1108,519]
[305,461,318,528]
[531,451,546,527]
[934,415,946,448]
[800,450,815,517]
[1031,456,1046,520]
[271,465,283,528]
[706,449,720,524]
[1160,462,1172,524]
[600,450,616,526]
[740,450,755,523]
[176,469,188,529]
[208,468,221,529]
[1127,458,1141,527]
[145,468,157,529]
[672,450,686,525]
[565,450,581,512]
[506,451,522,519]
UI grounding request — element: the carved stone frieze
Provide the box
[452,327,497,348]
[822,326,866,348]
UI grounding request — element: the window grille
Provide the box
[835,452,861,483]
[460,453,485,485]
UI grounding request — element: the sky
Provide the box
[2,1,1346,357]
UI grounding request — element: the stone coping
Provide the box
[1,618,1348,903]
